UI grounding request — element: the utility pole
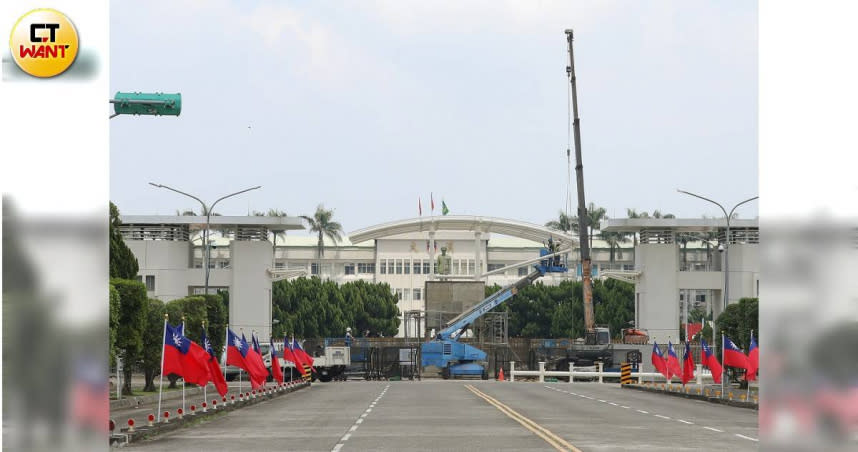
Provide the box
[566,29,595,343]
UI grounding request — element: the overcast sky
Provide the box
[110,0,758,234]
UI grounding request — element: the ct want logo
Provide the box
[9,8,79,78]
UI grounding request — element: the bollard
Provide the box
[728,392,733,401]
[739,394,746,401]
[162,411,170,424]
[147,414,155,427]
[109,419,115,433]
[569,362,574,383]
[223,396,227,405]
[753,395,758,404]
[696,364,703,386]
[715,391,721,397]
[252,390,257,399]
[697,387,702,395]
[598,362,604,384]
[510,361,516,382]
[246,392,250,399]
[538,362,545,383]
[231,395,236,405]
[190,404,196,415]
[202,402,207,413]
[177,408,184,419]
[238,393,244,401]
[212,399,218,410]
[127,419,135,433]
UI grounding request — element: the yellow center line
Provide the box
[465,385,582,452]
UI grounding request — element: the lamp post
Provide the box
[677,190,758,320]
[149,183,261,294]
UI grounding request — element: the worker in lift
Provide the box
[345,327,353,346]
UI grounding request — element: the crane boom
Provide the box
[565,29,596,342]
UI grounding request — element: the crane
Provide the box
[421,248,569,379]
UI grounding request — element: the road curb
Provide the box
[622,383,758,410]
[109,382,311,447]
[110,385,206,411]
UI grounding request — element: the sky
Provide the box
[109,0,758,235]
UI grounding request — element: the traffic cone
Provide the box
[498,368,505,382]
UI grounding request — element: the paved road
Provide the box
[126,381,758,451]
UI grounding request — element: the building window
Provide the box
[467,260,475,275]
[695,293,706,303]
[145,275,155,291]
[275,262,285,269]
[380,260,387,274]
[403,288,411,301]
[358,263,375,274]
[518,267,529,276]
[219,260,230,269]
[423,262,430,274]
[623,264,634,271]
[136,275,143,283]
[396,260,403,275]
[413,260,421,274]
[404,261,411,274]
[395,288,403,300]
[311,263,319,275]
[344,263,355,275]
[487,263,504,272]
[193,259,203,269]
[413,288,422,301]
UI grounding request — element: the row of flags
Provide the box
[418,193,449,216]
[650,331,759,384]
[161,320,316,398]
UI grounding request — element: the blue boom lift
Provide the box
[421,247,569,379]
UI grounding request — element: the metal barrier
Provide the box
[509,362,715,384]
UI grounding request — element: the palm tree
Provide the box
[545,210,577,234]
[599,230,629,269]
[301,204,343,259]
[586,203,607,250]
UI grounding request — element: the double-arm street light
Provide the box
[677,189,758,317]
[149,183,261,294]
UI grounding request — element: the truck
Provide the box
[421,248,569,379]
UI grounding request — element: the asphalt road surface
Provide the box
[125,381,758,451]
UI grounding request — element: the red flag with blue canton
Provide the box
[700,338,722,384]
[201,328,229,396]
[270,338,284,384]
[247,333,270,389]
[293,338,315,372]
[681,342,695,384]
[666,341,681,380]
[746,332,758,381]
[226,328,251,373]
[723,336,750,370]
[651,342,669,380]
[284,337,307,376]
[163,323,211,386]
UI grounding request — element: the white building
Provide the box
[121,214,757,341]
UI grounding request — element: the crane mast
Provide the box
[565,29,596,343]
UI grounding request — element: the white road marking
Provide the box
[655,415,671,420]
[331,384,389,452]
[598,399,606,403]
[342,433,351,441]
[349,425,358,432]
[620,406,630,409]
[608,402,618,406]
[360,413,367,418]
[703,427,723,433]
[366,408,372,413]
[582,396,593,400]
[356,419,363,424]
[332,444,343,452]
[637,410,649,414]
[735,434,758,442]
[677,419,693,425]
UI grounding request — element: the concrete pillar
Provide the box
[429,230,436,280]
[568,362,575,383]
[510,361,515,382]
[474,231,481,278]
[598,362,604,384]
[538,362,545,383]
[696,364,703,385]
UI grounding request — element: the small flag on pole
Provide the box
[418,197,422,216]
[431,193,435,213]
[441,200,449,216]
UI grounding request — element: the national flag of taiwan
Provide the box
[226,328,251,373]
[651,342,669,380]
[681,342,695,385]
[270,339,284,384]
[201,328,229,396]
[723,336,750,371]
[666,341,681,380]
[686,322,703,340]
[283,337,307,376]
[700,338,722,384]
[746,332,759,382]
[293,338,315,372]
[248,333,270,389]
[163,323,211,387]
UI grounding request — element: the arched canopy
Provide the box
[348,215,577,245]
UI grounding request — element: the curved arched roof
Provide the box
[348,215,577,245]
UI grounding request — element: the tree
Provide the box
[141,298,165,392]
[599,230,629,267]
[301,204,344,258]
[109,284,120,367]
[715,297,758,352]
[585,203,607,250]
[545,210,576,234]
[111,278,148,395]
[110,202,139,279]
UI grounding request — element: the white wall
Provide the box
[128,240,190,301]
[636,244,679,344]
[230,240,273,340]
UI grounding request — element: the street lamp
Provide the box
[149,183,261,295]
[676,189,758,317]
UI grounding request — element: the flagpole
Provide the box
[720,331,726,400]
[181,316,186,416]
[286,335,293,383]
[157,314,168,423]
[747,329,753,401]
[239,328,244,394]
[224,324,230,396]
[202,320,207,408]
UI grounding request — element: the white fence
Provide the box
[509,361,715,385]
